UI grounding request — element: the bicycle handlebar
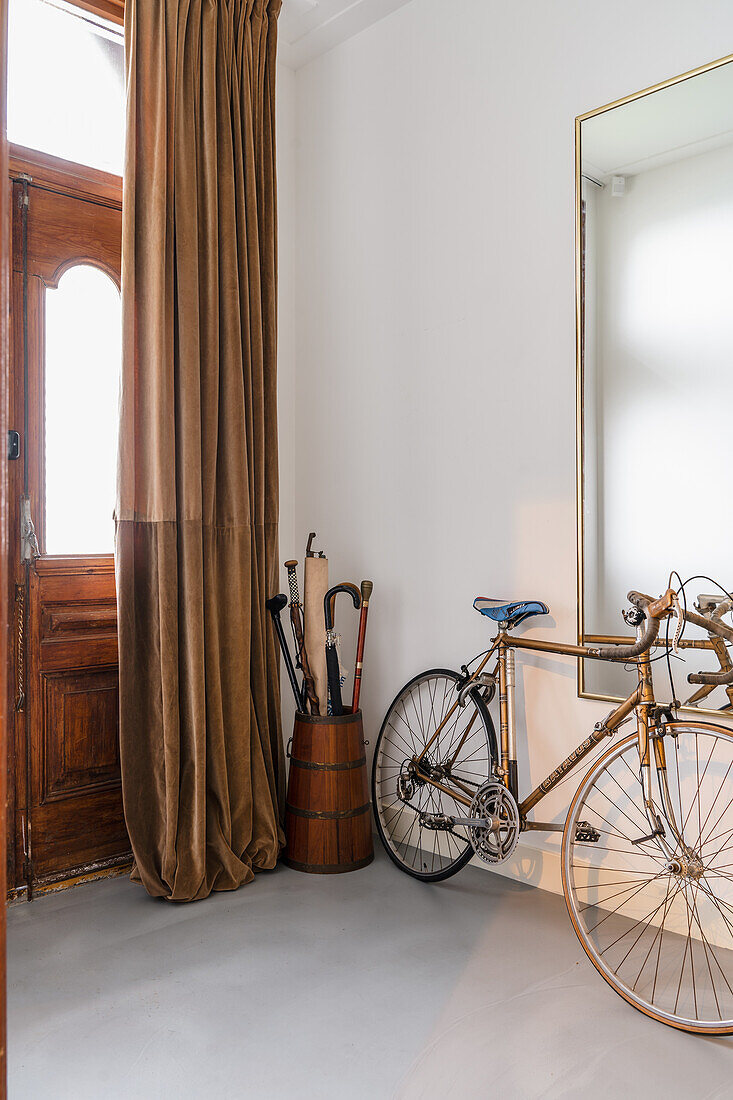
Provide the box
[594,587,733,686]
[590,595,661,661]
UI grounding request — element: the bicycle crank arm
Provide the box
[418,811,500,831]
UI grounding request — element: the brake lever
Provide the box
[671,592,683,654]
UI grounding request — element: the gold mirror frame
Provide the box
[575,51,733,710]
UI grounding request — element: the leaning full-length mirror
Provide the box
[578,55,733,707]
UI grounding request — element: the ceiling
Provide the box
[279,0,413,69]
[582,60,733,179]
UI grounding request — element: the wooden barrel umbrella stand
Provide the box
[284,710,374,874]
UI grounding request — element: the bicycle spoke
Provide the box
[673,879,697,1018]
[632,877,674,992]
[374,671,491,880]
[577,876,668,915]
[585,871,666,936]
[695,757,733,852]
[597,875,680,957]
[681,879,727,1018]
[590,780,651,840]
[565,727,733,1030]
[581,801,646,847]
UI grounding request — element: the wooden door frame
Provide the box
[72,0,123,26]
[1,0,9,1092]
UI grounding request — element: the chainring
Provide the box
[469,781,520,864]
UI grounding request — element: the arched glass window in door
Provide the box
[45,264,122,556]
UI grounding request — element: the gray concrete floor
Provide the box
[7,848,733,1099]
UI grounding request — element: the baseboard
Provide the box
[7,854,133,903]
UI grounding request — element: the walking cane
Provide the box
[266,594,305,711]
[324,584,361,716]
[351,581,373,713]
[284,560,320,715]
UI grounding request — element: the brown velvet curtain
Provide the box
[116,0,285,902]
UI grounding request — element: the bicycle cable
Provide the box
[665,569,686,709]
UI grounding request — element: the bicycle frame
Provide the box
[377,590,733,1033]
[412,625,728,858]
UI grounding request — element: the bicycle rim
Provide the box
[563,725,733,1033]
[372,669,494,882]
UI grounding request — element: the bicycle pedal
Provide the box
[418,811,453,831]
[575,821,600,843]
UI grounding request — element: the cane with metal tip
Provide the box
[284,559,320,715]
[324,584,361,716]
[351,581,373,713]
[266,593,304,711]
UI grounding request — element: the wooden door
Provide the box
[8,149,129,895]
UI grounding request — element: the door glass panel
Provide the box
[45,265,121,555]
[8,0,124,175]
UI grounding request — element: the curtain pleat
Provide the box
[116,0,284,902]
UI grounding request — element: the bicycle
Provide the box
[371,585,733,1033]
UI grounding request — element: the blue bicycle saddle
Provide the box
[473,597,550,628]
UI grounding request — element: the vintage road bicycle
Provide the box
[372,585,733,1032]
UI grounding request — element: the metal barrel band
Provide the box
[284,854,374,874]
[285,801,371,821]
[289,755,366,772]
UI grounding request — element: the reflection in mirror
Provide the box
[579,57,733,707]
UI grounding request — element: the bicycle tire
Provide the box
[372,668,496,882]
[563,723,733,1033]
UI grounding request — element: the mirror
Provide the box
[578,55,733,708]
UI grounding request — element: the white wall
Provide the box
[287,0,733,891]
[277,61,297,587]
[277,61,299,735]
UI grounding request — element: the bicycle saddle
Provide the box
[473,597,550,628]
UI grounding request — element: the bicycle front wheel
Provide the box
[372,669,495,882]
[563,723,733,1033]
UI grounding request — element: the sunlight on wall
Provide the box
[45,266,121,555]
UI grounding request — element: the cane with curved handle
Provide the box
[324,584,361,715]
[351,581,373,713]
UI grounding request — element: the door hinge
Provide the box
[20,496,39,563]
[15,173,31,204]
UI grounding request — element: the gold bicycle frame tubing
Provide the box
[410,620,732,824]
[508,632,642,817]
[411,630,638,813]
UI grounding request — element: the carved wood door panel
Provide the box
[9,151,130,894]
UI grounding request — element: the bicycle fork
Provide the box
[634,653,690,870]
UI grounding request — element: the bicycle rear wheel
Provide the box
[563,724,733,1033]
[372,669,495,882]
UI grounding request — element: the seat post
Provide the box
[498,640,518,801]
